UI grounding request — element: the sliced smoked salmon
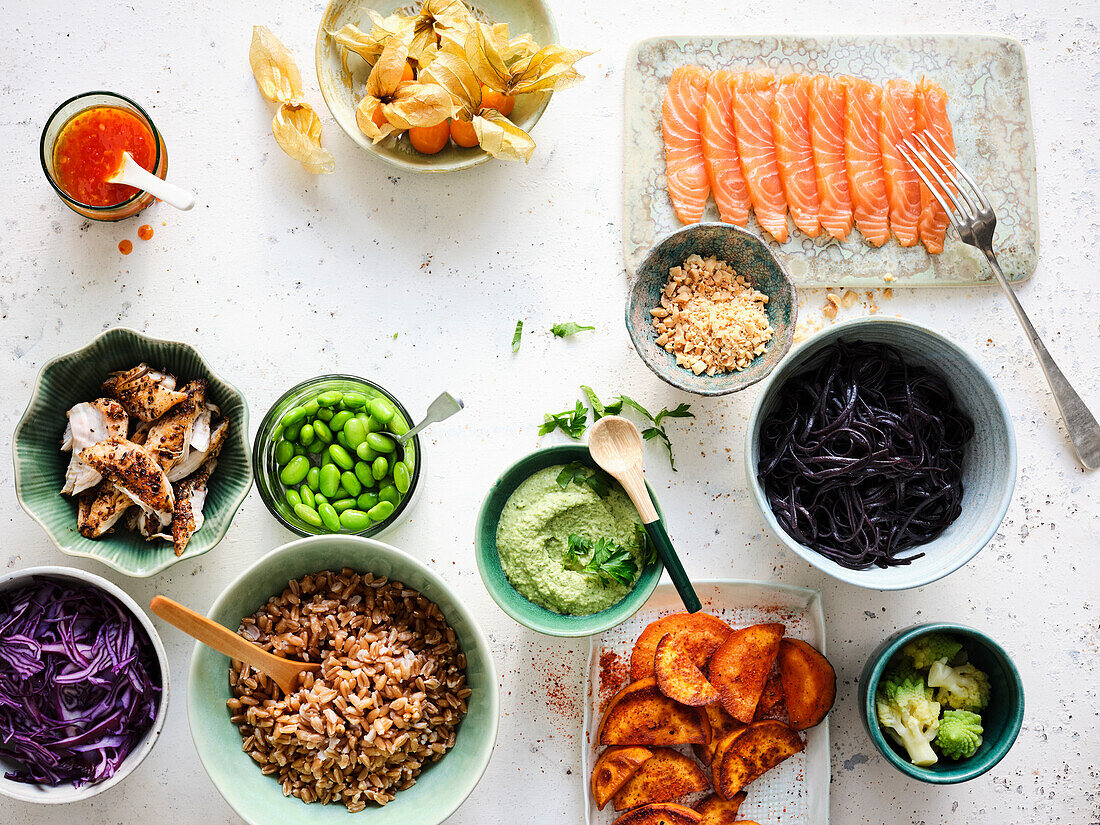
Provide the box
[915,77,956,254]
[662,66,710,225]
[700,70,751,227]
[843,77,890,247]
[772,74,821,237]
[732,70,789,242]
[879,79,921,246]
[808,75,853,241]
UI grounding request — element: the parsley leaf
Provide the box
[581,385,608,420]
[551,321,596,338]
[538,401,587,439]
[563,534,639,587]
[555,460,612,497]
[512,320,523,352]
[655,402,694,426]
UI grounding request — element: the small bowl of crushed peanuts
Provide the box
[626,223,797,396]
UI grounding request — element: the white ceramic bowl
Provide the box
[745,316,1017,590]
[0,566,170,804]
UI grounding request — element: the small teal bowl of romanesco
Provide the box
[859,623,1024,783]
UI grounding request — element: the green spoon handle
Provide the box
[643,518,701,613]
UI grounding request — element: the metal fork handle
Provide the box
[982,248,1100,469]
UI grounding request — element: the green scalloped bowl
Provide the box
[12,328,252,577]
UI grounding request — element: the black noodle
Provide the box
[757,339,974,570]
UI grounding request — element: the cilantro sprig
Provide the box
[551,321,595,338]
[538,400,588,439]
[555,461,612,497]
[564,534,639,587]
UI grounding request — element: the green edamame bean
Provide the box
[294,443,307,457]
[319,464,341,499]
[305,466,320,491]
[321,451,334,467]
[299,423,315,446]
[354,460,375,487]
[328,444,354,470]
[356,492,379,510]
[389,416,409,437]
[274,440,295,466]
[280,406,308,428]
[299,485,315,509]
[339,509,371,531]
[369,398,395,423]
[343,418,366,449]
[364,415,383,433]
[366,432,395,453]
[294,503,323,528]
[330,410,354,431]
[313,420,333,444]
[279,456,310,486]
[284,489,302,509]
[368,501,395,521]
[378,484,400,505]
[372,456,389,481]
[393,461,411,494]
[336,432,349,450]
[317,390,344,407]
[270,424,284,442]
[283,423,301,442]
[318,502,341,532]
[355,442,379,462]
[332,497,357,513]
[307,439,325,454]
[340,471,362,497]
[303,400,320,416]
[316,407,334,421]
[314,492,328,505]
[342,392,368,408]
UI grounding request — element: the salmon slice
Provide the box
[808,75,853,241]
[701,70,751,227]
[843,77,890,246]
[915,78,956,254]
[771,74,820,237]
[879,79,921,247]
[662,66,711,224]
[731,70,789,243]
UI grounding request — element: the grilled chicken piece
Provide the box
[167,413,228,482]
[60,399,129,495]
[79,436,174,523]
[144,380,207,474]
[102,364,188,422]
[78,483,134,538]
[170,459,215,556]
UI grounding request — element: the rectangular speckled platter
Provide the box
[582,581,829,825]
[623,35,1039,286]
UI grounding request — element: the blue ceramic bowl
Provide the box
[626,223,797,396]
[859,623,1024,783]
[474,444,663,637]
[745,316,1016,590]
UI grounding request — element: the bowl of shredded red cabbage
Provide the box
[0,568,167,802]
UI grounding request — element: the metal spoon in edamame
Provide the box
[397,392,464,446]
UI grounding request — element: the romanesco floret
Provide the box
[928,659,991,711]
[875,673,941,766]
[935,709,983,759]
[901,632,964,670]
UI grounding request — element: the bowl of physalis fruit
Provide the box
[316,0,590,172]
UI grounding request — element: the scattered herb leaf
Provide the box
[551,321,595,338]
[563,534,639,587]
[555,460,612,497]
[581,385,607,420]
[512,320,523,352]
[538,400,587,439]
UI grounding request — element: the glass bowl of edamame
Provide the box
[253,375,421,537]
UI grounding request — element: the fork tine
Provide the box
[912,132,980,217]
[897,139,964,234]
[921,131,992,212]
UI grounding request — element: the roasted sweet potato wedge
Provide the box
[708,622,785,723]
[713,720,804,799]
[630,613,733,680]
[692,703,745,765]
[777,638,837,730]
[752,666,789,724]
[655,633,720,706]
[592,746,654,810]
[694,791,747,825]
[612,802,703,825]
[612,747,710,811]
[599,677,710,747]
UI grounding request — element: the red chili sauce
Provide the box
[52,106,156,206]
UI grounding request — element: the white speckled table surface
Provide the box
[1,1,1097,823]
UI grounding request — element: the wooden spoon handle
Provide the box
[149,595,279,673]
[643,520,701,613]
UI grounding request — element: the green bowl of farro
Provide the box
[186,535,498,824]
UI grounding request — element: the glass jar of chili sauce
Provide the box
[40,92,167,221]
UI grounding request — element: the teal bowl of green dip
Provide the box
[475,444,664,637]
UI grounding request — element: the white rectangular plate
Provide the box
[623,34,1039,286]
[582,580,829,825]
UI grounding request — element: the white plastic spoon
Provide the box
[107,151,195,211]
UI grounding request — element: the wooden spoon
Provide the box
[587,415,702,613]
[149,595,319,695]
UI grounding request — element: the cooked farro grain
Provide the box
[650,253,774,376]
[228,568,469,811]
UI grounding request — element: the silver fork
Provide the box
[898,132,1100,470]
